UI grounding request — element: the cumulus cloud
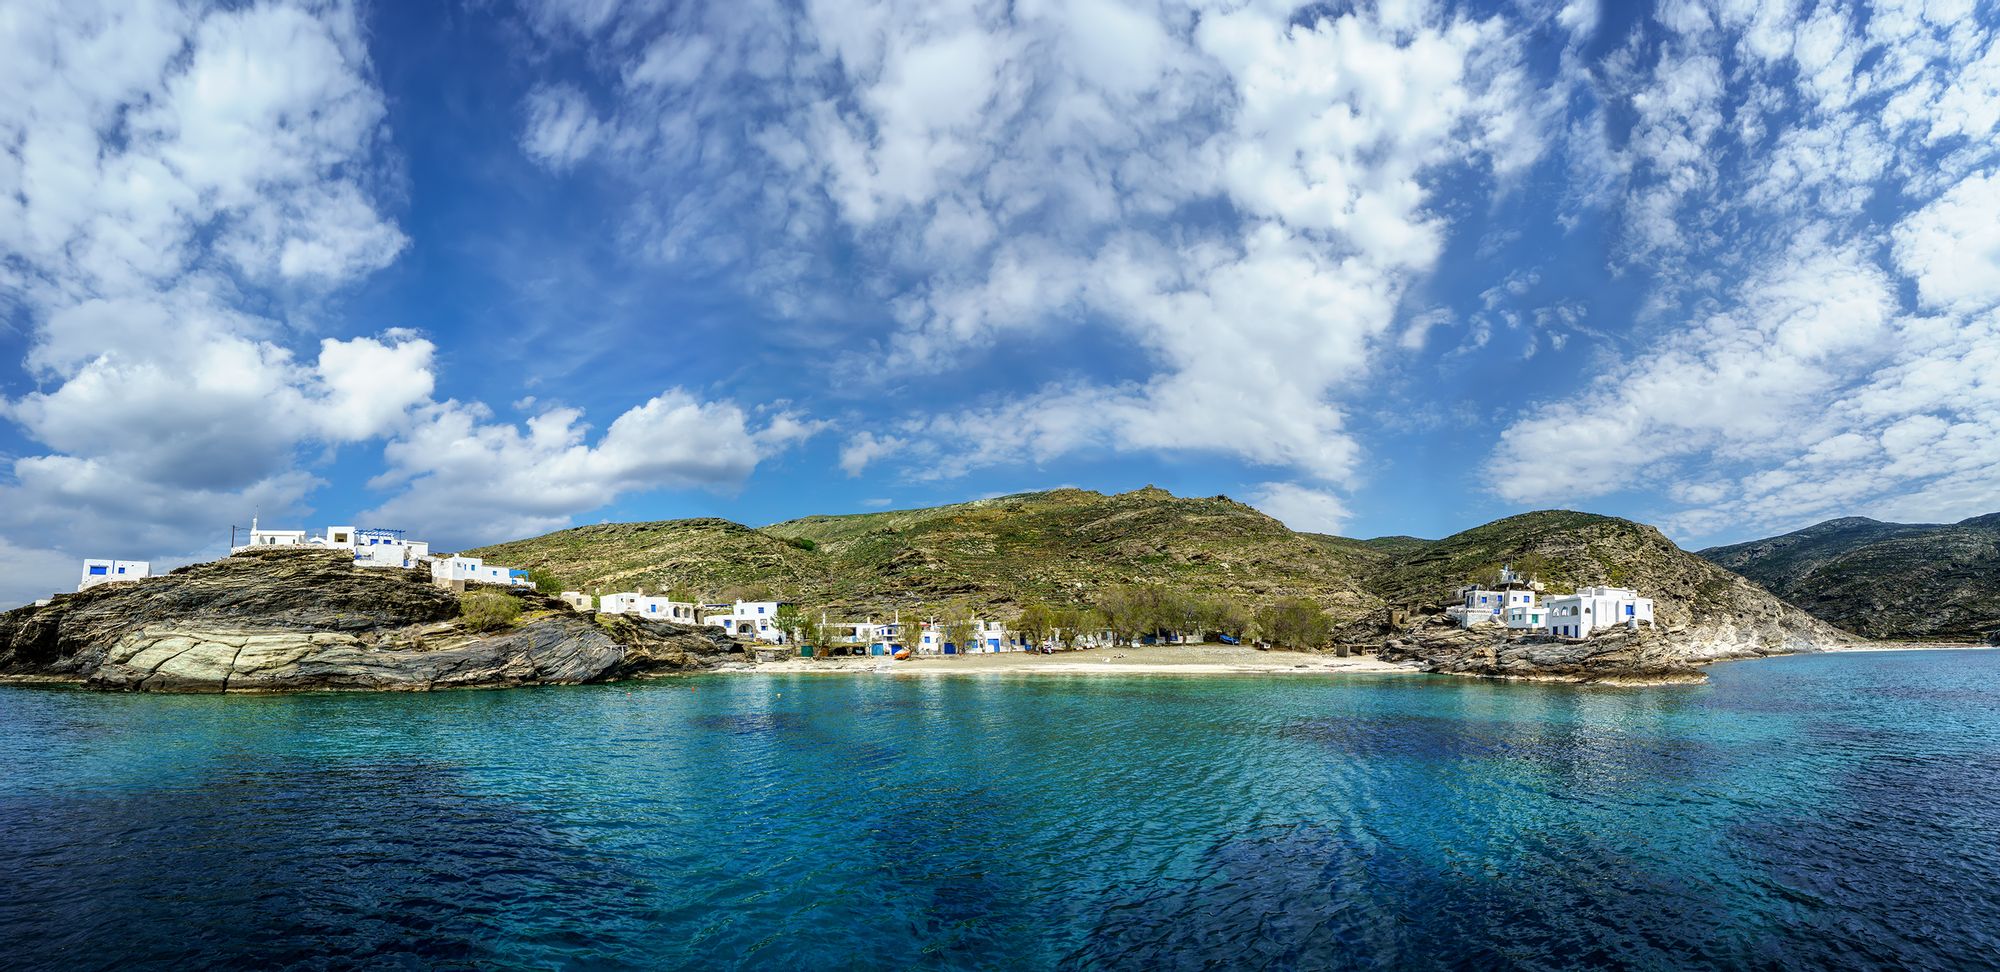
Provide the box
[1489,1,2000,541]
[1892,170,2000,314]
[513,0,1548,494]
[0,1,814,603]
[1249,482,1351,535]
[365,391,819,545]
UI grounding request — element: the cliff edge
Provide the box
[0,548,738,693]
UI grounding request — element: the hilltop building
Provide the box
[559,592,593,611]
[78,560,149,592]
[1544,586,1655,639]
[232,519,429,569]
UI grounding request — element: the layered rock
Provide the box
[0,548,738,692]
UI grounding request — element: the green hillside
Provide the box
[469,487,1380,619]
[464,489,1839,656]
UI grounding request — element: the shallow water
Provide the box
[3,651,1998,970]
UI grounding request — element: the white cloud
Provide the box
[1249,482,1350,535]
[0,0,416,599]
[839,431,906,477]
[1892,170,2000,314]
[364,390,820,546]
[513,0,1548,499]
[521,83,606,171]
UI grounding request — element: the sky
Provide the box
[2,0,1998,606]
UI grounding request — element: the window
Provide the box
[1626,604,1635,616]
[116,567,125,574]
[88,565,107,575]
[757,606,766,614]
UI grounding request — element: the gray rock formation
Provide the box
[0,548,739,692]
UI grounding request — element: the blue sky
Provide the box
[3,0,1999,605]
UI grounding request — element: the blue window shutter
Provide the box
[88,565,107,575]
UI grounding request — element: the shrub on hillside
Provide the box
[460,591,522,632]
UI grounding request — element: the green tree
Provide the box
[1255,597,1333,650]
[526,567,562,595]
[940,600,976,653]
[460,591,522,632]
[1017,603,1057,647]
[772,604,807,647]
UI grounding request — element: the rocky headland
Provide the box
[0,548,738,693]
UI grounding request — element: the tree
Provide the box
[460,591,522,632]
[1017,603,1057,647]
[1256,597,1333,650]
[526,567,562,595]
[772,604,807,647]
[941,601,976,653]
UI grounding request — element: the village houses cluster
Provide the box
[1445,565,1656,638]
[77,529,1654,650]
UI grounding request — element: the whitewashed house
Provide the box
[559,592,593,612]
[78,560,150,592]
[600,594,699,621]
[704,600,789,643]
[319,526,430,569]
[430,556,534,590]
[1445,565,1544,628]
[232,519,430,570]
[1543,586,1655,639]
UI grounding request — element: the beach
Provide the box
[721,642,1421,676]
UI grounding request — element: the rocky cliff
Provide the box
[0,548,739,692]
[1699,514,2000,643]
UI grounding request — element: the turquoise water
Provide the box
[3,651,1999,970]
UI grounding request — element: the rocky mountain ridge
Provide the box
[1699,514,2000,642]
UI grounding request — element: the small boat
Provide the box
[893,648,911,660]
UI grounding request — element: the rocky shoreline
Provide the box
[0,549,738,693]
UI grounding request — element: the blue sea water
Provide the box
[3,650,1999,971]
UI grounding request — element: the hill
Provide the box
[469,489,1849,682]
[1699,514,2000,642]
[471,487,1381,619]
[1353,510,1848,680]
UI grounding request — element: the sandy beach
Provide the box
[719,643,1421,677]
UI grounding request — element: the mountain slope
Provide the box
[472,487,1382,619]
[1699,514,2000,642]
[470,489,1849,678]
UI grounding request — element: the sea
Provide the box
[2,649,1997,970]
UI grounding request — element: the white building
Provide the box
[318,526,431,569]
[599,593,699,621]
[231,519,430,570]
[78,559,150,592]
[1445,565,1542,628]
[915,618,1022,654]
[559,592,593,612]
[430,556,534,589]
[704,600,789,643]
[1543,586,1655,639]
[236,517,308,550]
